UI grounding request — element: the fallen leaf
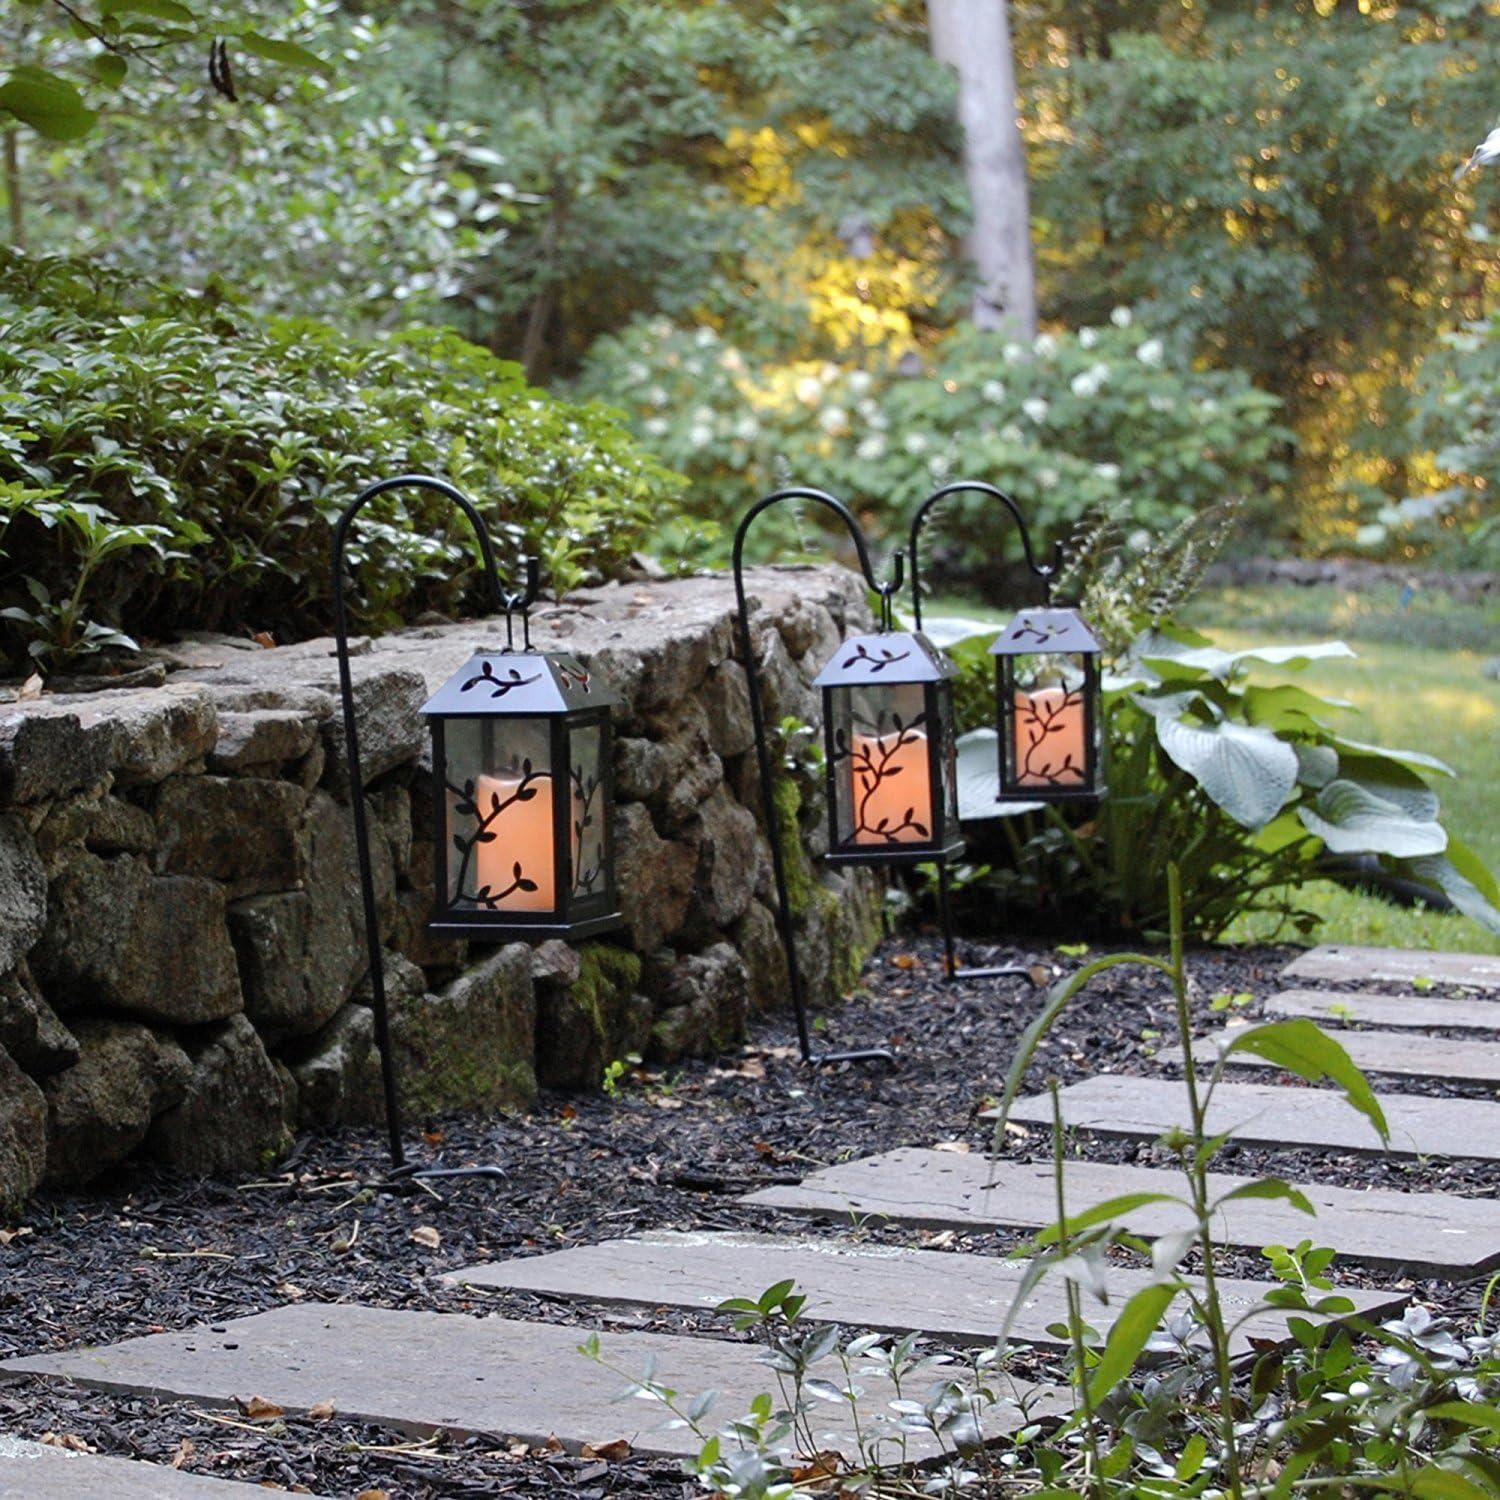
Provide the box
[39,1432,93,1453]
[1027,963,1056,987]
[421,1129,445,1147]
[649,1094,684,1110]
[558,1104,578,1123]
[0,1226,34,1246]
[409,1225,441,1251]
[543,1435,565,1453]
[239,1395,285,1421]
[18,673,43,702]
[891,952,918,970]
[932,1140,971,1154]
[1003,1121,1031,1140]
[354,1491,390,1500]
[791,1451,842,1482]
[581,1437,632,1461]
[308,1400,336,1421]
[251,630,276,649]
[169,1438,196,1469]
[924,1229,958,1249]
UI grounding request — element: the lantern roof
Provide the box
[419,650,616,717]
[989,607,1101,657]
[812,631,951,688]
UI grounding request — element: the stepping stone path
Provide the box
[0,1304,1059,1464]
[1282,943,1500,991]
[0,1436,313,1500]
[7,942,1499,1492]
[742,1149,1500,1277]
[449,1230,1405,1356]
[1265,988,1500,1033]
[994,1076,1500,1161]
[1157,1028,1500,1085]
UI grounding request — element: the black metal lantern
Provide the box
[816,630,963,866]
[990,606,1103,801]
[421,650,621,939]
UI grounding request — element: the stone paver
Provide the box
[1265,988,1500,1033]
[741,1148,1500,1277]
[995,1077,1500,1162]
[1283,945,1500,992]
[0,1435,313,1500]
[449,1231,1403,1356]
[1157,1028,1500,1085]
[0,1304,1063,1463]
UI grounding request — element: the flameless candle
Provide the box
[474,771,556,909]
[852,728,932,844]
[1014,686,1086,787]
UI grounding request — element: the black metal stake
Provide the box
[908,480,1060,988]
[732,488,903,1070]
[331,473,515,1186]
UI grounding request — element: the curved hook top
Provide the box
[731,486,904,631]
[907,479,1055,630]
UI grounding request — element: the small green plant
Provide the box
[1209,990,1253,1013]
[600,1052,641,1098]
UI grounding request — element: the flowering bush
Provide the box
[577,313,1287,567]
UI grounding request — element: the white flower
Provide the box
[1034,332,1058,358]
[847,370,874,395]
[904,431,929,454]
[795,375,822,406]
[982,379,1006,403]
[1199,398,1219,415]
[720,349,745,372]
[626,361,649,382]
[692,405,715,425]
[688,423,713,448]
[1127,528,1151,551]
[1003,341,1025,364]
[1137,338,1164,367]
[1000,423,1024,444]
[694,326,717,347]
[734,415,759,441]
[1038,466,1059,488]
[1111,306,1133,328]
[819,406,849,435]
[1022,396,1049,424]
[1094,462,1121,481]
[1071,369,1102,398]
[928,454,952,479]
[856,434,886,462]
[646,386,668,408]
[1079,327,1099,349]
[1149,393,1175,413]
[644,417,670,437]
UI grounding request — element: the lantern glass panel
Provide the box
[568,720,608,901]
[1006,653,1090,790]
[443,716,558,914]
[830,679,936,850]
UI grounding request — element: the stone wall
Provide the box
[0,566,884,1208]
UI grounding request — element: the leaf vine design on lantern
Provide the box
[839,641,911,674]
[557,663,593,695]
[1011,616,1067,647]
[447,762,548,908]
[1016,682,1087,785]
[832,708,932,843]
[571,762,603,894]
[459,660,543,699]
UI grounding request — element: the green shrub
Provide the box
[0,251,682,670]
[575,313,1287,565]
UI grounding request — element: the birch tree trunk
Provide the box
[926,0,1037,338]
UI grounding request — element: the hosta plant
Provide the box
[942,617,1499,941]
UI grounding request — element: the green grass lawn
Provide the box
[925,582,1500,954]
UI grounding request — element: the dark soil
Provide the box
[0,934,1493,1498]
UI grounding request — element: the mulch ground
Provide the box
[0,934,1493,1497]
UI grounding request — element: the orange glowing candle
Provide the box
[852,728,932,844]
[474,771,556,909]
[1014,686,1086,787]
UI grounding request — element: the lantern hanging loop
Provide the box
[907,479,1062,628]
[731,486,901,1070]
[500,555,542,651]
[330,473,510,1173]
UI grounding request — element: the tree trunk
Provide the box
[926,0,1037,337]
[3,129,24,249]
